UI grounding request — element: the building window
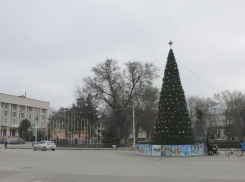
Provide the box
[12,104,16,110]
[35,108,39,115]
[19,113,24,118]
[2,103,8,109]
[12,112,16,117]
[4,111,7,116]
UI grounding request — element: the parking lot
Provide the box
[1,145,245,182]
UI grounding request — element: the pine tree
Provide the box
[151,49,194,145]
[18,119,31,140]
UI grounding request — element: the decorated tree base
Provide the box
[135,143,205,157]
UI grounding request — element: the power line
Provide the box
[176,58,229,110]
[176,58,219,93]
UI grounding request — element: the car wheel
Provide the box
[33,147,36,151]
[52,149,55,151]
[43,147,47,151]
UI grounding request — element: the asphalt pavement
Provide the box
[1,145,245,182]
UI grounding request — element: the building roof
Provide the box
[0,93,50,109]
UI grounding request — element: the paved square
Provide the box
[0,148,244,182]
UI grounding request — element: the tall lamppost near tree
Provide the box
[128,105,135,148]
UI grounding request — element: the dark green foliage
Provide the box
[18,119,32,141]
[211,140,241,148]
[151,49,195,145]
[102,127,120,146]
[71,93,98,125]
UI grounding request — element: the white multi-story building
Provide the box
[0,93,50,137]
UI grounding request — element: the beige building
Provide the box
[0,93,49,137]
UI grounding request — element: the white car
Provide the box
[33,141,56,151]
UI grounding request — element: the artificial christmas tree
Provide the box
[152,47,194,145]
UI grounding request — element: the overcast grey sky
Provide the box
[1,0,245,110]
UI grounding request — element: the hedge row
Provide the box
[212,140,241,148]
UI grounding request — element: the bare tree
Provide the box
[133,84,159,139]
[214,90,245,139]
[48,107,57,120]
[214,90,235,138]
[81,59,159,144]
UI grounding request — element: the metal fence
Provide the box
[46,114,103,147]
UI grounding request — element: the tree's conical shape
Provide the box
[151,49,194,145]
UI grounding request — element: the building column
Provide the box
[31,108,35,125]
[44,109,48,128]
[7,126,10,137]
[7,104,11,125]
[7,104,11,137]
[40,108,42,129]
[24,106,27,120]
[16,105,20,125]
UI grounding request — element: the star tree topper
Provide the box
[168,40,173,48]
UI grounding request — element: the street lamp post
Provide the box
[128,105,135,148]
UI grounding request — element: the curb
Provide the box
[4,147,135,151]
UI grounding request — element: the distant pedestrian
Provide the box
[241,139,245,155]
[207,139,213,156]
[4,139,7,149]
